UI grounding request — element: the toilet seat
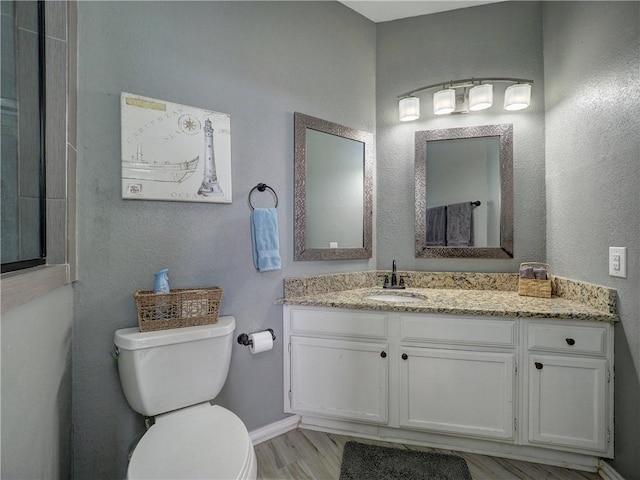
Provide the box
[127,403,256,480]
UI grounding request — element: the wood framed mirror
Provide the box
[415,124,513,259]
[294,112,373,261]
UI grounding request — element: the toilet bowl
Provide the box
[127,403,256,480]
[114,317,257,480]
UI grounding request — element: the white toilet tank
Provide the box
[114,316,235,417]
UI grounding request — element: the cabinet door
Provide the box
[290,336,388,424]
[399,348,516,441]
[528,354,608,453]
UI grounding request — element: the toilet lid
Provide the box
[128,404,253,480]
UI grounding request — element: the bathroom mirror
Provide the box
[294,112,373,261]
[415,124,513,258]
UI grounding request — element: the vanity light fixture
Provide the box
[398,77,533,121]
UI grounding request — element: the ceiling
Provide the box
[340,0,506,23]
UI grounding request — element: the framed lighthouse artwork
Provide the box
[120,92,232,203]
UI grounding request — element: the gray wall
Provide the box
[543,2,640,478]
[72,2,640,479]
[1,1,74,478]
[376,1,546,271]
[73,1,375,478]
[1,286,73,479]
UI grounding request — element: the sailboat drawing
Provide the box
[122,145,199,183]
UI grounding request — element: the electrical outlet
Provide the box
[329,242,338,249]
[609,247,627,278]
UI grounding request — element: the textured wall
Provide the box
[376,2,546,272]
[72,2,640,478]
[543,2,640,478]
[1,286,73,479]
[1,1,74,478]
[73,2,375,478]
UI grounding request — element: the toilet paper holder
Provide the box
[237,328,276,347]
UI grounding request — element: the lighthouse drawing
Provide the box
[198,119,224,197]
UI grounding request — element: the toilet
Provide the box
[114,316,257,480]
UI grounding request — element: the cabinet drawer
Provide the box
[400,314,516,348]
[527,323,607,356]
[290,308,387,339]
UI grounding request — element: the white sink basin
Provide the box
[366,294,422,303]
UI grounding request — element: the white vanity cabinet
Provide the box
[282,305,615,468]
[398,314,517,441]
[285,307,389,424]
[523,320,614,456]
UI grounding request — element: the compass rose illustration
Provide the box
[178,114,202,135]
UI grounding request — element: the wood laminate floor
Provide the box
[255,428,602,480]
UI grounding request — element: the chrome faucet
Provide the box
[382,259,406,289]
[391,259,398,286]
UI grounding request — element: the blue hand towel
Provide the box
[251,208,281,272]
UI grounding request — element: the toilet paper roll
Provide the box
[249,331,273,354]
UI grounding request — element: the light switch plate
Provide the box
[609,247,627,278]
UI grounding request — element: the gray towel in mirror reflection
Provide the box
[446,202,474,247]
[426,206,447,246]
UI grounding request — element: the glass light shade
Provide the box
[504,83,531,110]
[399,96,420,122]
[469,84,493,111]
[433,89,456,115]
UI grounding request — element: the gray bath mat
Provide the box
[339,441,472,480]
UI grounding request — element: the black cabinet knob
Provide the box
[566,338,576,346]
[402,353,408,360]
[380,351,387,358]
[535,362,543,370]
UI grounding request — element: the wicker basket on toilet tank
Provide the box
[134,287,222,332]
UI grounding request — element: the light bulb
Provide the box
[504,83,531,111]
[399,97,420,122]
[433,89,456,115]
[469,84,493,111]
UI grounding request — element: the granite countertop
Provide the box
[278,286,618,323]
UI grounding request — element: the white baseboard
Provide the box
[249,415,301,445]
[599,460,626,480]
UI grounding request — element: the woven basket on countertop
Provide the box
[134,287,222,332]
[518,262,552,298]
